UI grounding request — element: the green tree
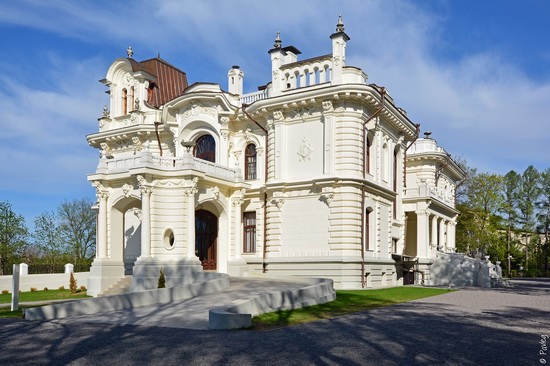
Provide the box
[58,199,96,266]
[501,170,521,276]
[536,168,550,275]
[463,172,504,256]
[0,201,29,275]
[518,166,540,273]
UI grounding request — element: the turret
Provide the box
[330,15,350,85]
[228,65,244,95]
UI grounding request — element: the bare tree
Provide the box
[57,198,96,266]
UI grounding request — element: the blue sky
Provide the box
[1,0,549,227]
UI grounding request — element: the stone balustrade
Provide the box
[404,184,454,207]
[280,55,333,90]
[239,89,268,105]
[102,152,242,182]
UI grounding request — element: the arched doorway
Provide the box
[195,209,218,270]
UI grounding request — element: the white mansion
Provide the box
[86,18,465,296]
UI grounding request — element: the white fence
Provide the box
[0,264,90,293]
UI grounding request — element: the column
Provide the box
[439,219,446,252]
[447,220,456,252]
[185,178,199,258]
[94,182,109,259]
[140,187,152,257]
[137,175,153,258]
[233,198,243,259]
[431,215,438,249]
[416,210,429,258]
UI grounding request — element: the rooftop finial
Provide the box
[336,15,344,33]
[274,31,282,49]
[126,46,134,58]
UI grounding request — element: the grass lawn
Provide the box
[0,289,89,304]
[251,286,451,330]
[0,289,90,319]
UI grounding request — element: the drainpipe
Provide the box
[242,103,269,272]
[154,122,163,157]
[359,86,386,288]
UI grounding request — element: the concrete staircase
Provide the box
[98,276,132,297]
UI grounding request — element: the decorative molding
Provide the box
[210,186,220,201]
[154,179,185,187]
[122,183,133,197]
[232,188,246,206]
[273,110,284,121]
[137,175,153,195]
[322,100,333,112]
[297,137,314,162]
[180,103,217,119]
[320,187,334,206]
[92,181,110,200]
[184,177,199,196]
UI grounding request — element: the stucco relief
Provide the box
[297,137,314,162]
[180,103,217,120]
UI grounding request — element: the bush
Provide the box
[158,270,166,288]
[30,288,37,292]
[43,287,49,291]
[1,290,9,295]
[80,285,87,292]
[58,286,65,291]
[69,272,77,294]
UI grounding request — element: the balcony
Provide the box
[98,151,243,183]
[404,184,455,207]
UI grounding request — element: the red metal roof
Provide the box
[139,57,188,108]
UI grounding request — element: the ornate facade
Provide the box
[86,18,465,296]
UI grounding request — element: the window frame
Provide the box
[244,143,257,180]
[243,211,256,253]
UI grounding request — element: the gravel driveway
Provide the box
[0,278,548,365]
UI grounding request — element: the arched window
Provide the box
[194,135,215,162]
[122,88,128,115]
[130,86,135,112]
[245,144,257,180]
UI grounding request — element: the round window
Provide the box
[163,229,175,250]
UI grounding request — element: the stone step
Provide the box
[98,276,133,297]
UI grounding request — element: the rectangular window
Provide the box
[365,210,370,251]
[243,212,256,253]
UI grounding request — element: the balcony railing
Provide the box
[404,184,454,207]
[239,89,268,105]
[100,152,242,182]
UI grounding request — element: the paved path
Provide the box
[0,278,548,365]
[51,277,312,330]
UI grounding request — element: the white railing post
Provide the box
[64,263,74,274]
[19,263,28,276]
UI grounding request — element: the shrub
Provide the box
[158,270,166,288]
[43,287,49,291]
[80,285,87,292]
[69,272,77,294]
[30,287,37,292]
[58,286,65,291]
[1,290,9,295]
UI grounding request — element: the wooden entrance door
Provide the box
[195,210,218,270]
